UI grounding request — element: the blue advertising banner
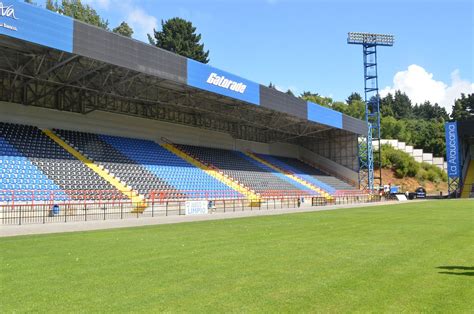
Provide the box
[187,59,260,105]
[0,0,73,52]
[445,122,460,178]
[306,101,343,129]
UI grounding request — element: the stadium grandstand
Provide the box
[0,1,373,224]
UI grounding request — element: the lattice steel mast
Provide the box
[348,32,394,191]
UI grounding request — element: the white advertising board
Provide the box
[185,200,209,215]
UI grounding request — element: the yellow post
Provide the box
[42,129,147,212]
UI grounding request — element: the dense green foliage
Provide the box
[148,18,210,63]
[112,21,133,38]
[46,0,109,30]
[380,91,450,121]
[381,116,446,156]
[379,144,420,178]
[2,201,473,312]
[379,144,447,182]
[301,91,334,108]
[451,93,474,121]
[44,0,133,37]
[379,92,472,156]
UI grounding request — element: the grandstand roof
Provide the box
[0,0,367,144]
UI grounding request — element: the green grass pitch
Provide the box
[1,200,473,312]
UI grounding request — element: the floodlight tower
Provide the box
[348,32,394,192]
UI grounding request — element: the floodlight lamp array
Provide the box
[347,32,394,46]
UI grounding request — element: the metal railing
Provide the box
[333,190,369,197]
[0,189,379,225]
[312,194,382,206]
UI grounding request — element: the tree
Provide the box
[331,102,347,115]
[148,17,209,63]
[300,91,333,108]
[451,93,474,121]
[346,92,362,105]
[345,100,366,120]
[381,116,407,141]
[412,101,448,121]
[380,91,413,119]
[392,90,412,119]
[45,0,57,10]
[46,0,109,30]
[113,21,133,38]
[380,93,395,117]
[286,89,295,97]
[268,82,277,90]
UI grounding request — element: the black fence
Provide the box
[312,194,382,206]
[1,195,382,225]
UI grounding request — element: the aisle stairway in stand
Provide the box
[162,143,259,203]
[245,152,332,200]
[45,129,146,210]
[174,144,316,198]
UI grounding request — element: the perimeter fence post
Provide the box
[85,202,88,222]
[152,196,155,218]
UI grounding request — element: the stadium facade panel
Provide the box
[73,21,187,84]
[307,102,343,129]
[259,86,307,119]
[342,115,368,135]
[0,0,73,52]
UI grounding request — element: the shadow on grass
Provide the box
[437,266,474,277]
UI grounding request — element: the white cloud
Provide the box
[126,7,158,40]
[380,64,474,112]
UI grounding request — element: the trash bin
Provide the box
[52,204,60,215]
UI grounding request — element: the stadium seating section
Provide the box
[55,130,240,199]
[256,154,356,194]
[0,122,357,202]
[176,145,315,196]
[0,123,116,201]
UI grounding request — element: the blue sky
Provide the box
[39,0,473,110]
